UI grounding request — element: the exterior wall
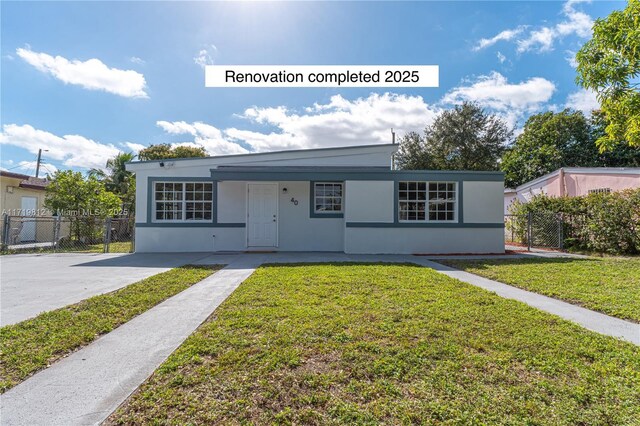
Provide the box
[135,227,246,252]
[217,181,246,223]
[463,181,504,223]
[344,181,394,223]
[277,181,343,251]
[564,172,640,196]
[344,179,504,254]
[1,176,52,243]
[135,180,344,252]
[504,192,517,215]
[508,171,640,213]
[344,228,504,254]
[1,176,49,216]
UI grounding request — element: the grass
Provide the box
[440,257,640,323]
[107,264,640,425]
[0,264,221,392]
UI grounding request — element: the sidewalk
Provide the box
[0,256,261,426]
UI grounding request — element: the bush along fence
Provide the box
[507,189,640,255]
[0,215,134,254]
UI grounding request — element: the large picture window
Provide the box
[399,181,457,222]
[154,182,213,221]
[314,182,343,213]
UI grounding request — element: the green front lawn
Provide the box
[107,264,640,425]
[441,257,640,322]
[0,265,221,392]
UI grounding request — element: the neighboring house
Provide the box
[0,171,50,243]
[505,167,640,214]
[126,144,505,254]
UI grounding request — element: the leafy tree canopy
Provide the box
[501,110,596,188]
[89,152,136,214]
[576,0,640,149]
[395,102,511,171]
[138,144,207,161]
[44,170,121,219]
[501,109,640,188]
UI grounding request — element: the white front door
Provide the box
[247,183,278,247]
[20,196,37,242]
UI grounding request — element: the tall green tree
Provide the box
[89,152,135,194]
[395,102,511,171]
[89,152,136,214]
[501,110,597,188]
[501,109,640,188]
[592,110,640,167]
[45,171,121,242]
[138,144,207,161]
[576,0,640,149]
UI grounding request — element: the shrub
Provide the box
[508,189,640,255]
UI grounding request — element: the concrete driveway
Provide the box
[0,252,222,326]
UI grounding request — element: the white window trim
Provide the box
[398,181,458,223]
[152,181,214,223]
[313,182,344,214]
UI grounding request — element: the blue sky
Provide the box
[0,0,624,174]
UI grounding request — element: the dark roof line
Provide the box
[0,171,49,190]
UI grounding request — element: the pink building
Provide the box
[504,167,640,214]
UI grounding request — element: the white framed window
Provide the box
[154,182,213,222]
[398,181,457,222]
[313,182,343,213]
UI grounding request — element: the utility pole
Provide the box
[35,149,48,178]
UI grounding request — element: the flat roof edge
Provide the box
[126,143,399,167]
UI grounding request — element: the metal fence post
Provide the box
[527,211,532,251]
[1,214,9,252]
[130,220,135,253]
[558,215,564,250]
[53,216,60,252]
[103,218,112,253]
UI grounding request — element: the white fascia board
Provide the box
[562,167,640,175]
[515,169,561,192]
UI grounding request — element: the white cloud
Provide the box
[156,93,440,154]
[240,93,440,150]
[130,56,145,65]
[517,27,556,53]
[123,142,146,153]
[16,47,148,98]
[474,27,525,51]
[517,0,593,53]
[565,88,599,115]
[565,50,579,67]
[442,71,556,128]
[0,124,121,170]
[474,1,593,54]
[497,52,507,64]
[194,45,217,69]
[156,121,250,155]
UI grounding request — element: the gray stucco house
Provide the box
[126,144,504,254]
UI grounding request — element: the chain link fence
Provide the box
[0,215,134,254]
[505,212,563,250]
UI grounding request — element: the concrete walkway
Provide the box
[415,259,640,345]
[0,252,218,326]
[0,256,261,426]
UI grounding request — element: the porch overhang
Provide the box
[210,166,504,182]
